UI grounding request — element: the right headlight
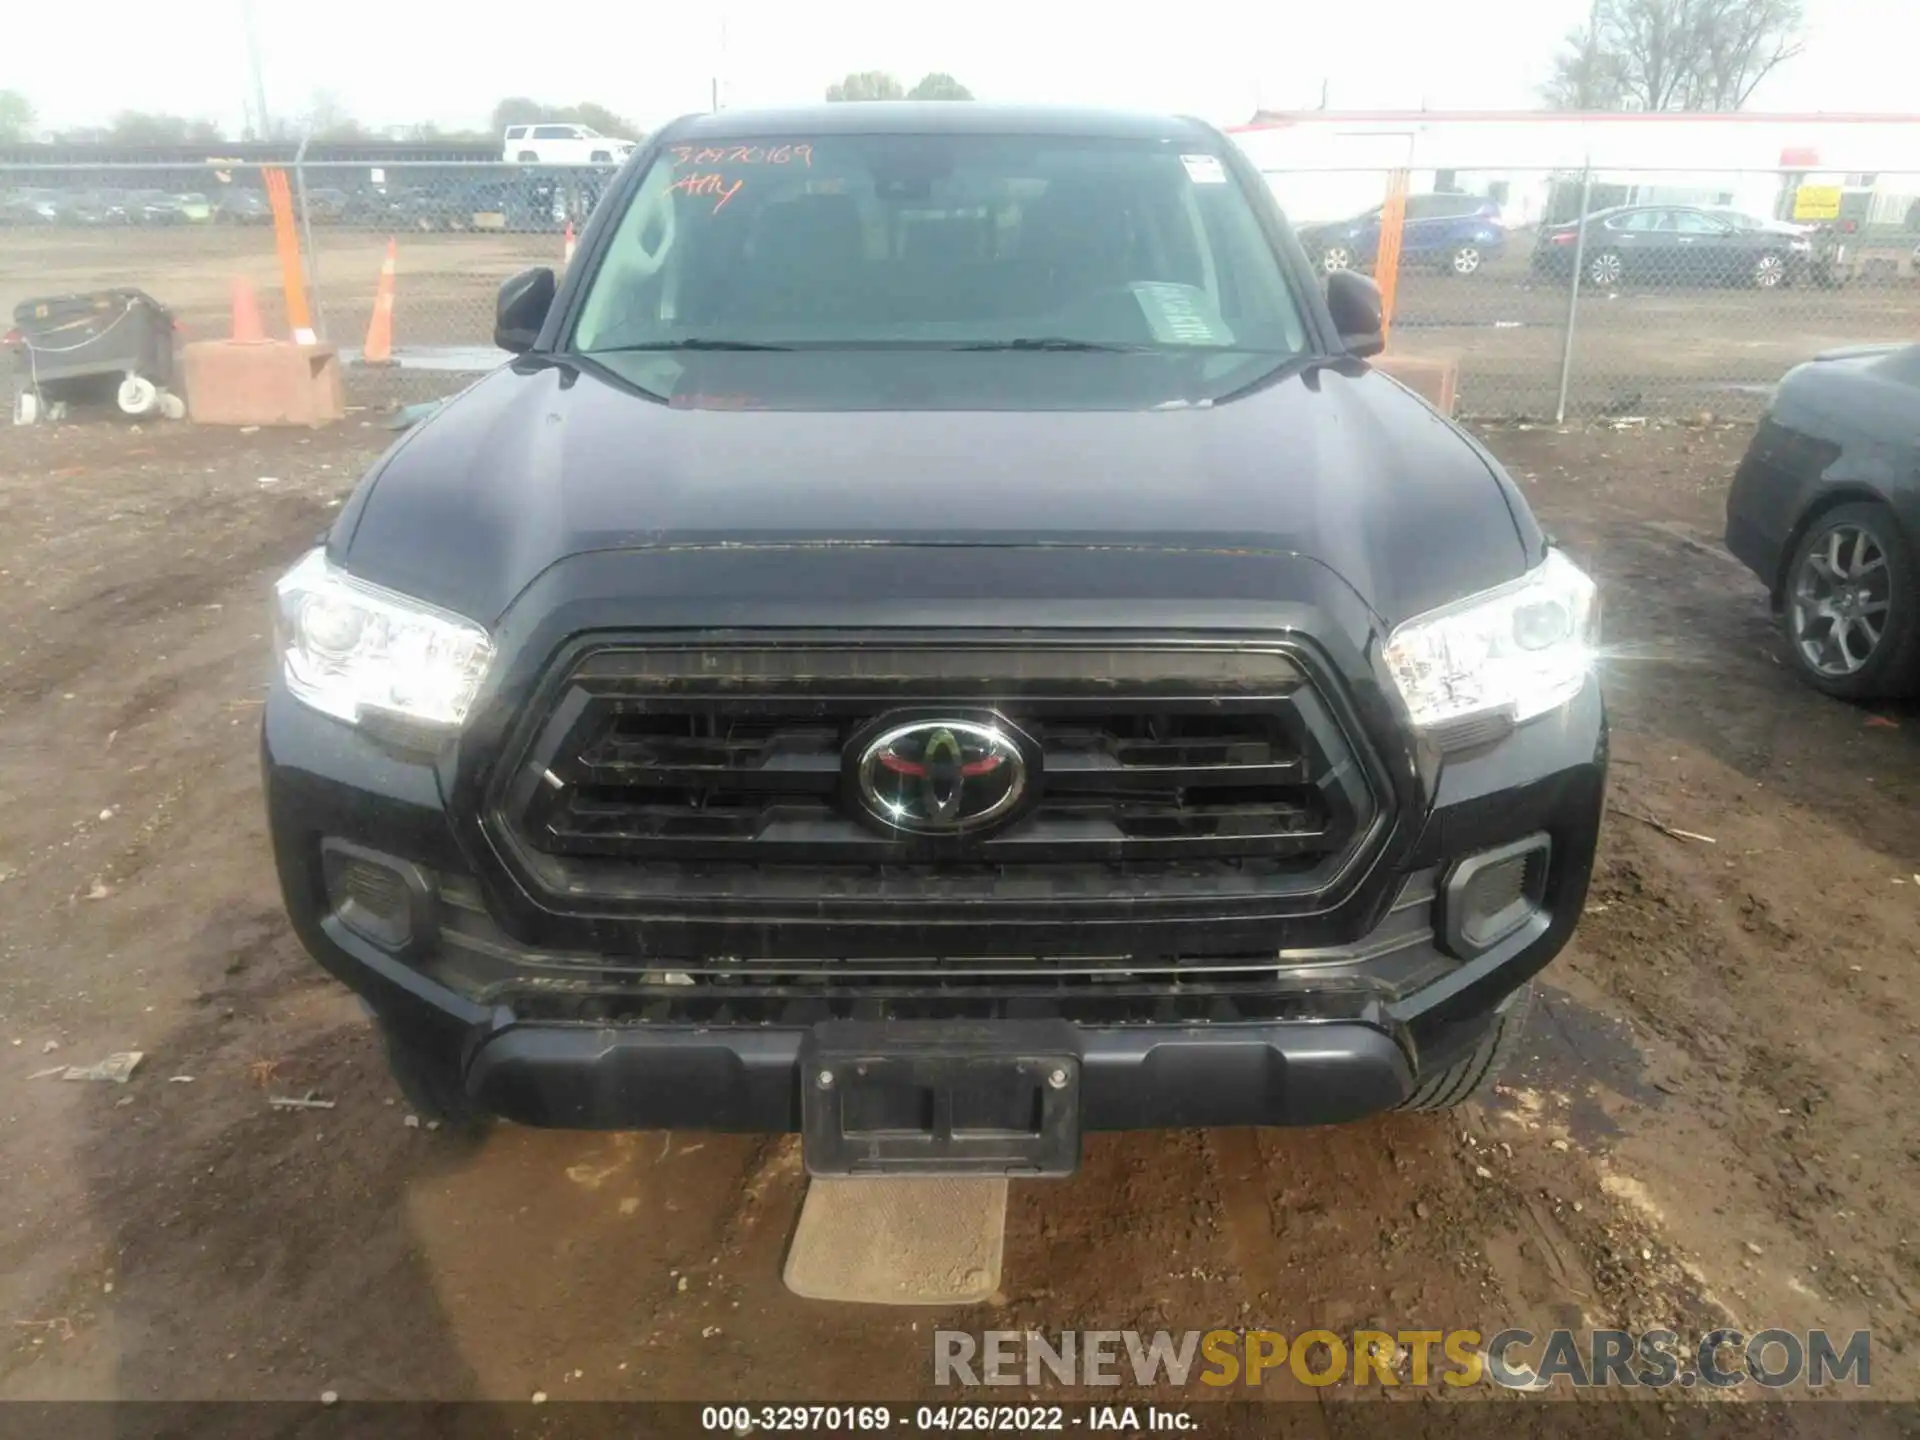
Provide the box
[273,548,494,730]
[1383,549,1599,732]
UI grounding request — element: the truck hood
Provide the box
[337,352,1536,627]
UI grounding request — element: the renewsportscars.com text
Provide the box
[934,1328,1871,1391]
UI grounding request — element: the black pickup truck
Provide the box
[263,104,1605,1175]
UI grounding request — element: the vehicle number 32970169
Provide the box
[699,1404,1074,1431]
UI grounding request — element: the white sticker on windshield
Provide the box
[1131,282,1234,346]
[1181,154,1227,185]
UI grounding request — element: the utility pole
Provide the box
[242,0,272,138]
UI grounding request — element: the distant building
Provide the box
[1228,111,1920,232]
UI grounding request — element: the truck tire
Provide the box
[1399,983,1533,1111]
[382,1027,489,1134]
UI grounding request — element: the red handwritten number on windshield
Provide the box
[669,172,744,214]
[668,143,811,168]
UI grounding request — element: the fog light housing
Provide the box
[1441,834,1551,958]
[321,839,432,955]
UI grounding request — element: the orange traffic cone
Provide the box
[361,238,397,366]
[563,221,576,266]
[230,276,267,344]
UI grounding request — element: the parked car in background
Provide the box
[1297,193,1507,277]
[336,185,451,231]
[502,123,635,165]
[0,188,62,225]
[458,177,560,232]
[62,190,132,226]
[456,173,603,232]
[302,188,353,223]
[213,188,272,224]
[1706,207,1852,288]
[1726,344,1920,698]
[126,191,189,225]
[171,193,213,223]
[1532,205,1815,290]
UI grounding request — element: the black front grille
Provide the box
[494,639,1381,921]
[554,706,1327,861]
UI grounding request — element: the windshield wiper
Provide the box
[950,337,1149,352]
[594,339,795,353]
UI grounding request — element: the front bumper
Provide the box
[264,665,1606,1137]
[466,1016,1416,1133]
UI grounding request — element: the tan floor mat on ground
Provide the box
[783,1176,1008,1304]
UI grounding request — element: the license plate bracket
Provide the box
[799,1021,1082,1177]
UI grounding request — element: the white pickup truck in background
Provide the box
[502,125,637,165]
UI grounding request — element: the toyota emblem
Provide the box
[854,718,1028,834]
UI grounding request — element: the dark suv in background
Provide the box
[1298,192,1508,277]
[264,105,1604,1175]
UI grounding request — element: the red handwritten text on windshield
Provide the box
[668,172,745,213]
[669,143,813,168]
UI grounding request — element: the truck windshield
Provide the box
[571,133,1308,356]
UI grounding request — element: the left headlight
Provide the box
[1383,548,1599,733]
[273,548,494,729]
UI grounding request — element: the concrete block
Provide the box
[181,341,345,428]
[1373,354,1459,416]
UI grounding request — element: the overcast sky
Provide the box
[8,0,1917,136]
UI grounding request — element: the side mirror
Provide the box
[1326,269,1385,359]
[495,267,557,353]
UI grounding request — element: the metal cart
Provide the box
[9,289,186,424]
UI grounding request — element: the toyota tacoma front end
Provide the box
[263,103,1605,1174]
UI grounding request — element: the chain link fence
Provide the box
[5,156,1918,418]
[1265,163,1920,421]
[1,159,603,407]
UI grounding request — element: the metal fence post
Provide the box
[1555,161,1593,425]
[291,134,326,342]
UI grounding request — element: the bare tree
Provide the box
[491,97,546,133]
[571,103,637,138]
[826,71,906,102]
[102,112,225,146]
[1542,23,1626,109]
[1692,0,1806,107]
[1542,0,1802,111]
[303,91,366,142]
[0,90,34,144]
[907,73,973,101]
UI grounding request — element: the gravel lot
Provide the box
[0,411,1914,1428]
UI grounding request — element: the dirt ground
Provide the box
[0,407,1915,1429]
[4,221,1919,420]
